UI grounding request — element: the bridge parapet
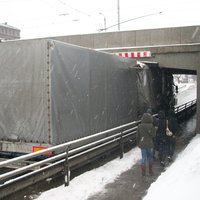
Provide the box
[52,26,200,49]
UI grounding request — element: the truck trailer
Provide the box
[0,39,172,155]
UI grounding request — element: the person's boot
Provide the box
[149,162,153,176]
[167,156,172,162]
[160,161,165,167]
[141,164,146,176]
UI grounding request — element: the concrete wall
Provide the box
[197,69,200,133]
[52,26,200,49]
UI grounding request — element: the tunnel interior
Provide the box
[141,61,197,135]
[161,66,197,135]
[164,67,197,107]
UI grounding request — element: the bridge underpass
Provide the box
[104,44,199,131]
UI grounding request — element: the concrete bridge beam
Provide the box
[197,69,200,134]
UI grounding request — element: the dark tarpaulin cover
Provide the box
[136,63,163,115]
[50,40,138,144]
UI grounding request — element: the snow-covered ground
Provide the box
[176,83,196,106]
[177,83,196,93]
[36,148,141,200]
[36,134,200,200]
[143,135,200,200]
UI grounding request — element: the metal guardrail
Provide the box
[174,99,196,114]
[0,120,141,199]
[0,99,196,199]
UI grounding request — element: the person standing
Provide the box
[166,109,181,161]
[137,113,156,176]
[156,110,168,167]
[146,108,158,160]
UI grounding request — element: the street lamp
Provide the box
[99,12,107,32]
[99,11,162,32]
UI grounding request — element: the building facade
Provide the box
[0,23,20,40]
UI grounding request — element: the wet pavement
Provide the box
[87,160,163,200]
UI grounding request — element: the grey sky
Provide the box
[0,0,199,39]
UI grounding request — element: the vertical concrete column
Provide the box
[196,68,200,134]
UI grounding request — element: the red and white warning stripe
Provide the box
[115,51,151,58]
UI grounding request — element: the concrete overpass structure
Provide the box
[52,25,200,132]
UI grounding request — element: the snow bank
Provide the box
[143,135,200,200]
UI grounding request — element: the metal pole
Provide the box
[119,132,124,159]
[104,16,106,32]
[64,146,70,186]
[117,0,120,31]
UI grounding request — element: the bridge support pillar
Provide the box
[197,69,200,134]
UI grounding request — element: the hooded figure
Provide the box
[167,109,180,136]
[166,109,181,160]
[156,110,168,166]
[137,113,156,176]
[156,110,167,143]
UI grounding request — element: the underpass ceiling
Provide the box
[164,68,197,75]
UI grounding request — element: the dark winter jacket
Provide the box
[137,113,156,149]
[167,110,180,136]
[156,110,168,144]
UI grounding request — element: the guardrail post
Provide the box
[119,132,124,159]
[64,145,70,187]
[185,103,187,118]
